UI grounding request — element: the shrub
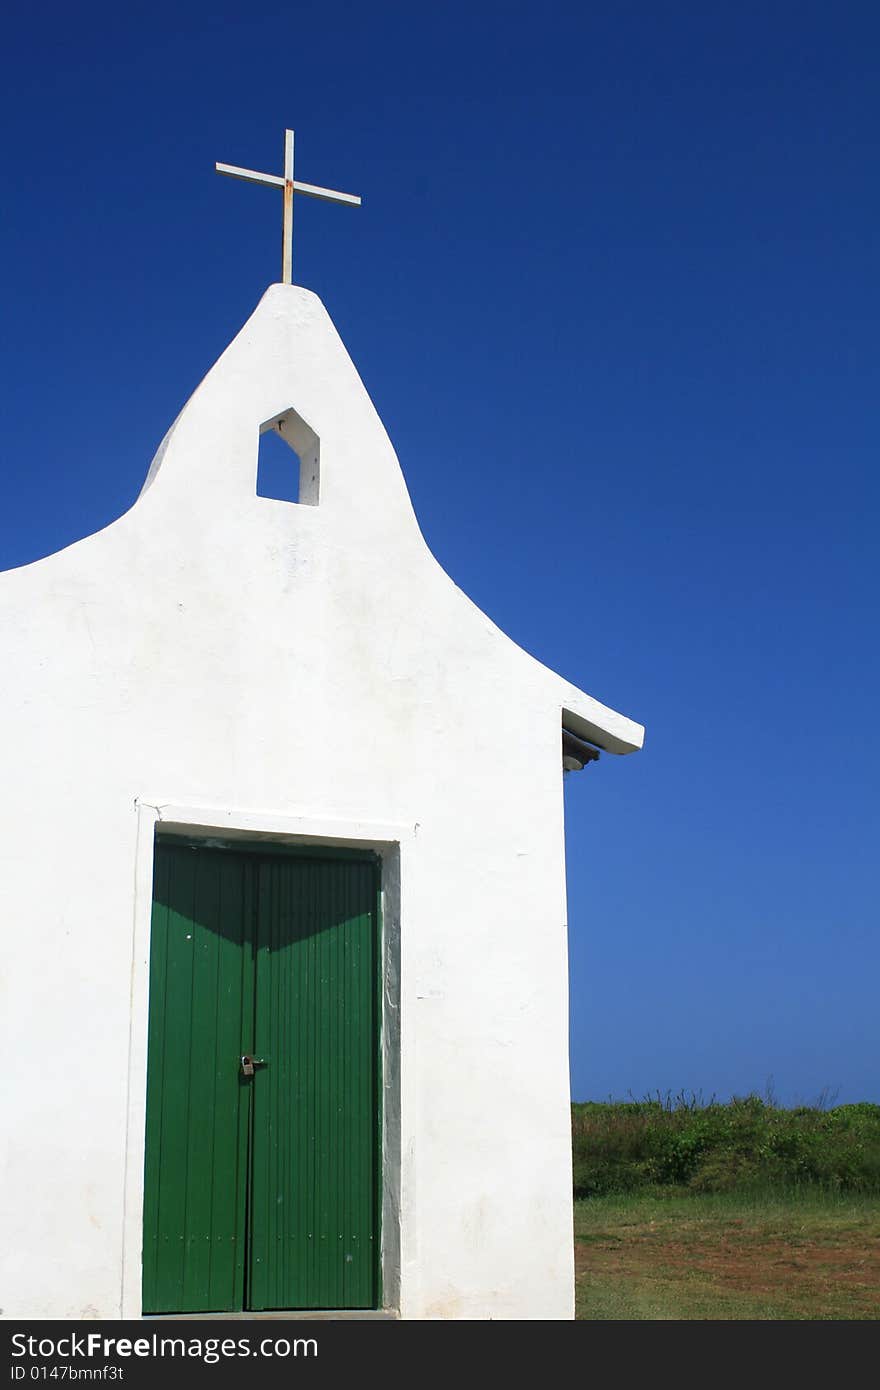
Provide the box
[571,1095,880,1198]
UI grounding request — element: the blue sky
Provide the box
[2,2,877,1104]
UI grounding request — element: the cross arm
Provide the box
[215,161,285,188]
[216,161,360,207]
[292,180,361,207]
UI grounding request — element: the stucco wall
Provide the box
[0,286,642,1320]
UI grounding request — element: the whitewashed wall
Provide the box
[0,286,642,1320]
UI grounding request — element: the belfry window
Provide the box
[257,408,320,505]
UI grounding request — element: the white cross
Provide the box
[216,129,361,285]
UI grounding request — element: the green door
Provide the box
[142,839,381,1314]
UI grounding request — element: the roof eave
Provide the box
[560,688,644,756]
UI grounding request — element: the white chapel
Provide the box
[0,134,643,1321]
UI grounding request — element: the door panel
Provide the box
[142,841,380,1314]
[249,857,379,1310]
[142,844,254,1314]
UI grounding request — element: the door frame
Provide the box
[123,801,409,1319]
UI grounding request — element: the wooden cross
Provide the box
[216,129,361,285]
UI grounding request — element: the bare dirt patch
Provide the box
[575,1199,880,1318]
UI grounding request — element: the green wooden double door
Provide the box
[143,839,381,1314]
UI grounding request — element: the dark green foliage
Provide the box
[571,1094,880,1198]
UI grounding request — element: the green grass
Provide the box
[574,1188,880,1320]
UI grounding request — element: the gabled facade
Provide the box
[0,286,643,1320]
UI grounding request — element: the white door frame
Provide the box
[122,800,412,1318]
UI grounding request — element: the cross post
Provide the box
[216,128,361,285]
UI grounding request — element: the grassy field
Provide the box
[574,1188,880,1319]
